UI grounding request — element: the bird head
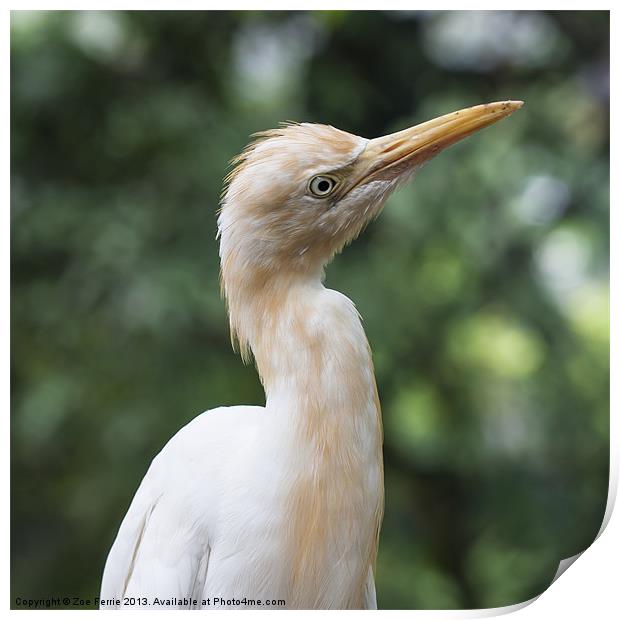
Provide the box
[219,101,522,287]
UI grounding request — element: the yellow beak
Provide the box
[355,100,523,185]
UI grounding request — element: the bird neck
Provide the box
[225,272,384,604]
[222,260,384,455]
[227,272,380,419]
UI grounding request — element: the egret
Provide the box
[100,101,522,609]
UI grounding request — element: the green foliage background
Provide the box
[11,10,609,609]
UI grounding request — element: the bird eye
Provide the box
[309,175,337,198]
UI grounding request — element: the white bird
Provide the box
[100,100,523,610]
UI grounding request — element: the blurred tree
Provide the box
[11,10,609,609]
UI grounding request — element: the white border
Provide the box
[5,4,615,618]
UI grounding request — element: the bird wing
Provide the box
[100,406,260,609]
[99,479,156,605]
[100,477,212,609]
